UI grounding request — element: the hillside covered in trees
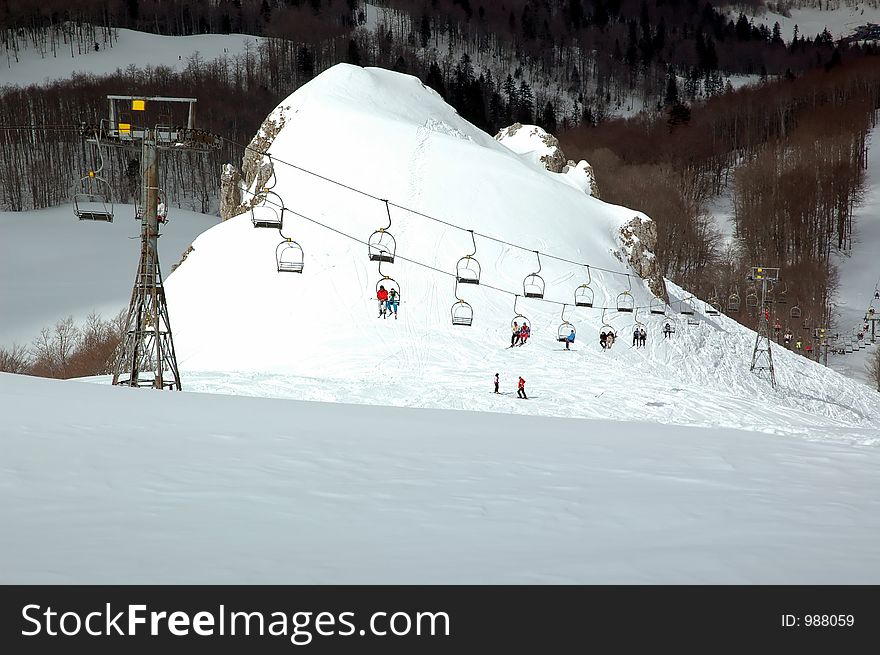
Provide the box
[560,54,880,348]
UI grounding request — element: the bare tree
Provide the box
[0,343,31,374]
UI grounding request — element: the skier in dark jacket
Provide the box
[494,373,500,394]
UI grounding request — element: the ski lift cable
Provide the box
[235,181,671,312]
[282,203,672,313]
[218,133,636,278]
[2,122,661,282]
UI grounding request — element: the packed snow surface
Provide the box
[1,372,879,584]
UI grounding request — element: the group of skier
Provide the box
[493,373,528,399]
[599,330,616,349]
[376,288,676,354]
[632,326,648,348]
[510,321,531,347]
[376,285,399,319]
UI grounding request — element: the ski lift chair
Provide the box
[599,308,617,349]
[557,305,576,343]
[523,251,545,299]
[73,170,114,222]
[368,229,397,263]
[616,275,635,312]
[276,239,304,273]
[649,296,666,314]
[451,278,473,326]
[727,292,741,313]
[368,200,397,263]
[376,275,401,312]
[705,300,720,316]
[456,256,481,285]
[451,300,473,326]
[251,189,284,229]
[510,295,531,343]
[575,265,594,307]
[455,230,481,284]
[575,284,594,308]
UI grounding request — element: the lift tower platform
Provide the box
[83,96,221,390]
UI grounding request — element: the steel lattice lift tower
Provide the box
[82,96,221,389]
[748,266,779,388]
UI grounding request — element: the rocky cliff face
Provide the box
[615,214,666,301]
[562,159,600,199]
[219,110,288,221]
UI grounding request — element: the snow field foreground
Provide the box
[163,65,880,441]
[2,372,879,584]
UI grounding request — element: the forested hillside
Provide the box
[560,55,880,345]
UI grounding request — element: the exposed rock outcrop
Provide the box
[562,159,600,198]
[615,215,666,301]
[219,164,241,222]
[495,122,599,197]
[219,110,288,220]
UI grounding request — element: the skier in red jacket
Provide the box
[377,285,389,318]
[517,376,527,399]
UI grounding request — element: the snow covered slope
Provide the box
[734,2,880,41]
[160,65,880,439]
[830,124,880,384]
[1,28,263,87]
[2,372,879,584]
[168,65,656,376]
